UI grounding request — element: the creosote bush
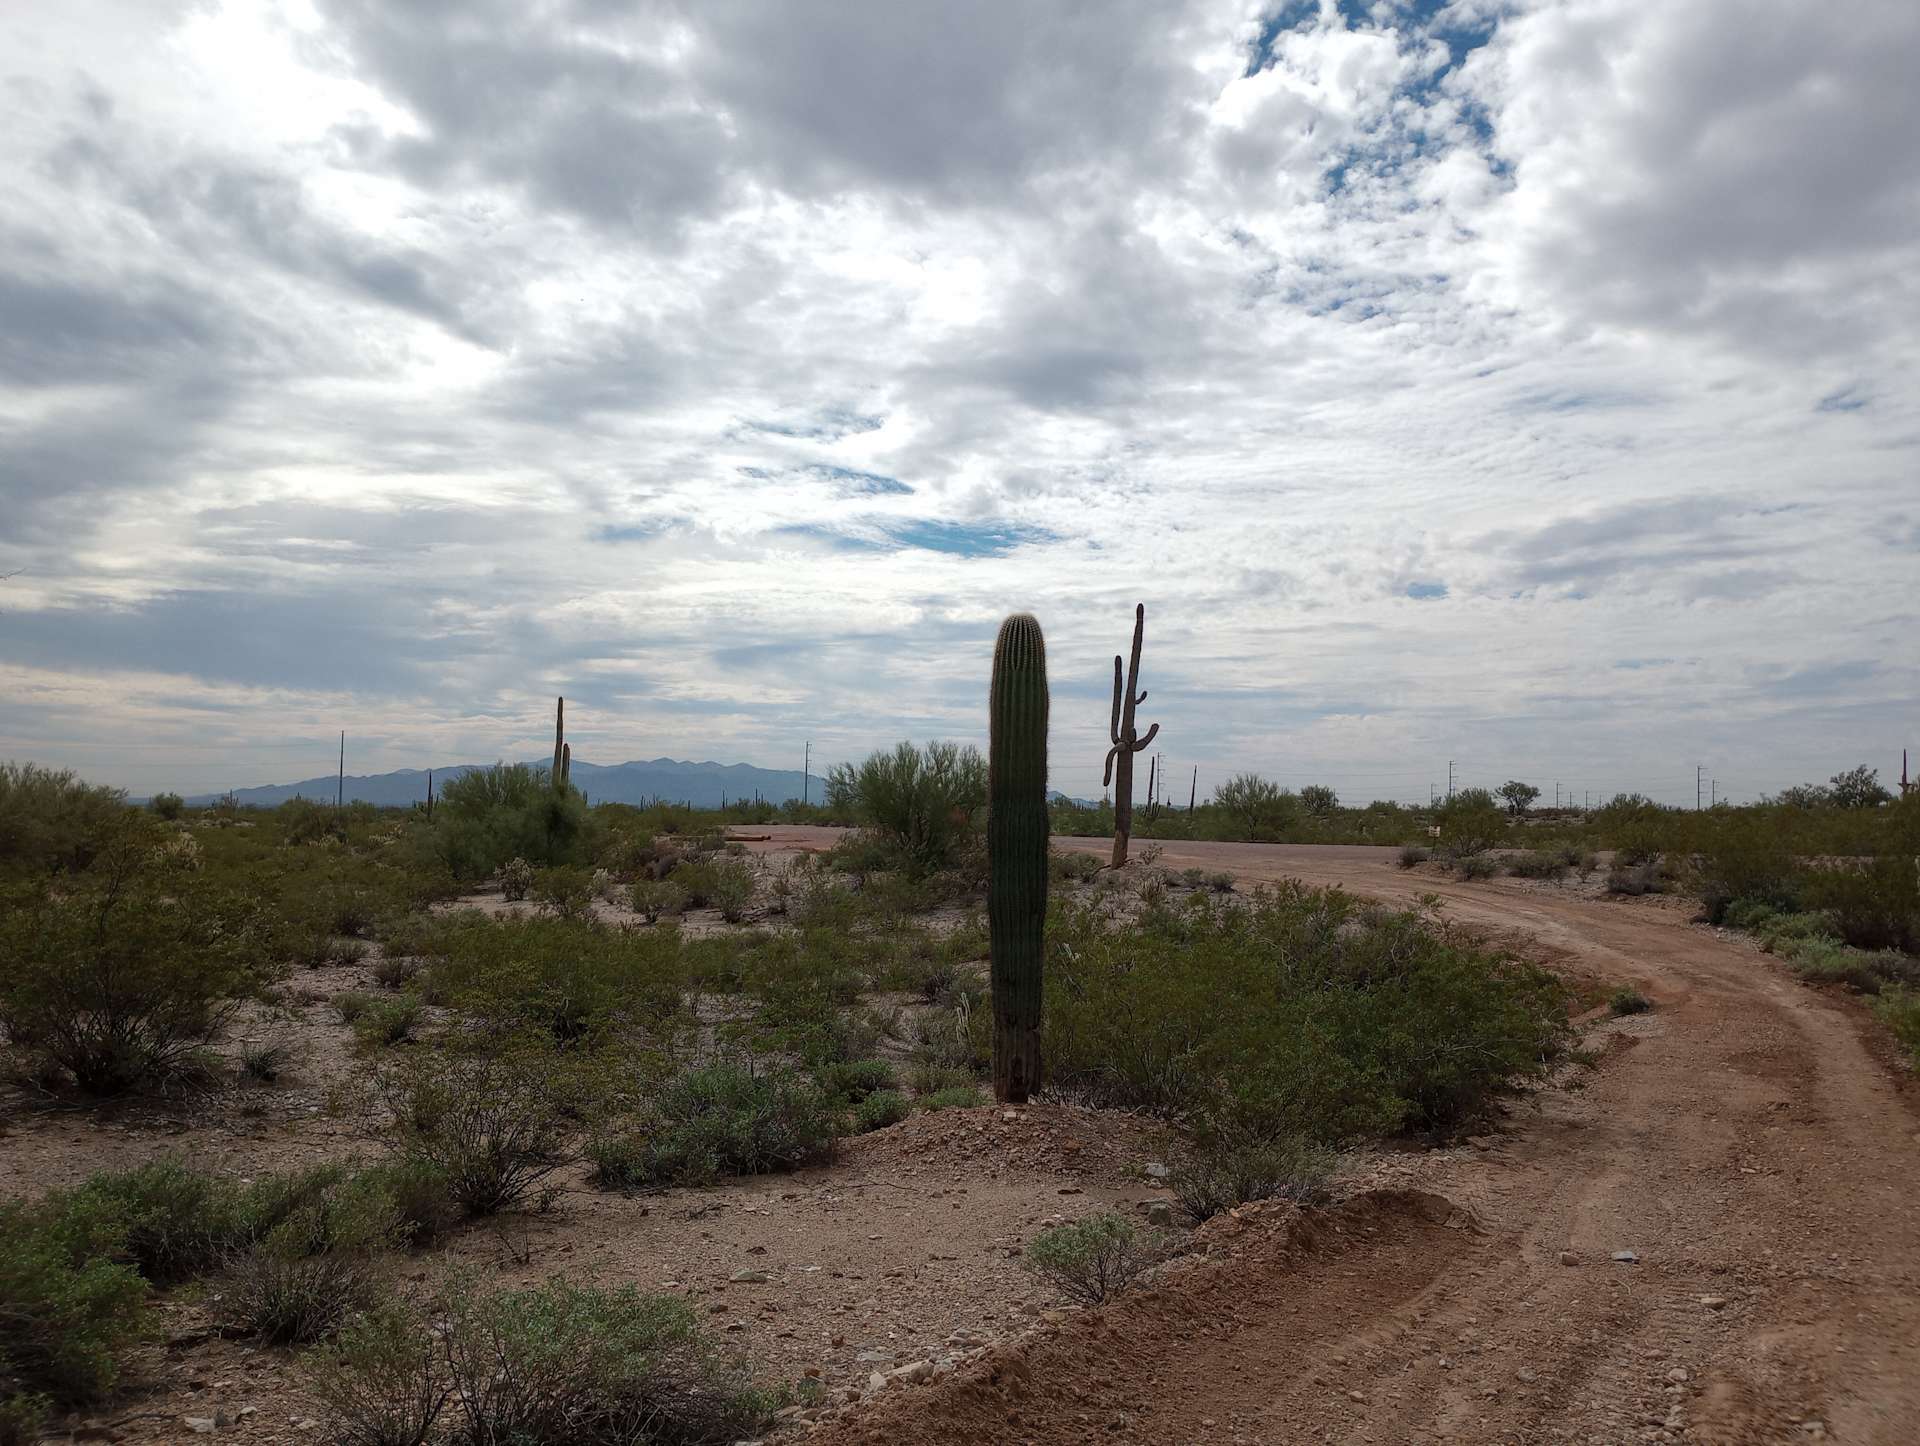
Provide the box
[1608,988,1651,1017]
[1168,1134,1334,1223]
[1397,845,1431,869]
[304,1299,452,1446]
[852,1089,911,1133]
[588,1062,840,1189]
[377,1054,570,1216]
[1024,1212,1178,1305]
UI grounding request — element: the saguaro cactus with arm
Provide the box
[1102,603,1160,867]
[989,613,1049,1104]
[552,696,566,788]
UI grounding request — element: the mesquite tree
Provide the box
[1102,603,1161,867]
[989,613,1049,1104]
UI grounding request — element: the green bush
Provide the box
[1397,844,1431,869]
[436,765,597,881]
[629,879,687,923]
[1507,849,1569,880]
[352,994,422,1049]
[438,1278,775,1446]
[589,1062,840,1189]
[531,865,596,920]
[222,1241,383,1346]
[0,1201,147,1432]
[56,1159,247,1283]
[0,827,272,1094]
[1605,861,1663,896]
[1608,988,1651,1016]
[0,762,130,876]
[422,913,682,1045]
[817,1058,897,1102]
[149,792,185,821]
[305,1299,452,1446]
[916,1084,987,1111]
[1051,850,1101,883]
[1436,789,1505,858]
[1872,986,1920,1069]
[1167,1133,1333,1223]
[853,1089,911,1133]
[1042,886,1570,1144]
[1802,859,1919,953]
[1455,853,1499,881]
[824,741,987,873]
[1212,774,1299,841]
[377,1055,570,1216]
[1023,1213,1176,1305]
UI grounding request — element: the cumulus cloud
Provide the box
[0,0,1915,804]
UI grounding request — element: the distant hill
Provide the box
[179,758,817,810]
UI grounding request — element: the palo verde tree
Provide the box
[1497,780,1541,816]
[988,613,1049,1104]
[1102,603,1160,866]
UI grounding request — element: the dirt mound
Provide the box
[803,1190,1477,1445]
[846,1102,1167,1186]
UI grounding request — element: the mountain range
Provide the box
[179,758,817,810]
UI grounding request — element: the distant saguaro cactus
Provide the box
[989,612,1049,1105]
[1102,603,1161,866]
[562,742,571,788]
[552,696,566,789]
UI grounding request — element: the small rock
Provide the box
[1347,1390,1367,1404]
[1146,1202,1175,1227]
[1558,1250,1579,1266]
[1611,1250,1640,1264]
[1144,1162,1170,1179]
[184,1420,218,1436]
[729,1269,770,1284]
[1667,1368,1690,1384]
[867,1371,888,1394]
[890,1360,935,1385]
[1699,1295,1729,1310]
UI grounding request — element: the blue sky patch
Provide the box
[1406,580,1448,600]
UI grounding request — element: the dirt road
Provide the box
[792,833,1920,1445]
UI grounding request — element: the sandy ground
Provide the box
[807,833,1920,1446]
[8,829,1917,1444]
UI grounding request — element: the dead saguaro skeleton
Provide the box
[1102,603,1161,867]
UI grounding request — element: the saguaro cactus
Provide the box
[989,612,1049,1105]
[562,742,572,787]
[1102,603,1161,866]
[552,696,566,789]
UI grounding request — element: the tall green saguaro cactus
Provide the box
[989,613,1049,1105]
[1103,603,1160,866]
[552,696,566,789]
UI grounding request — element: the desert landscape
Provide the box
[4,740,1917,1446]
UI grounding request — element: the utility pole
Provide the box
[1696,764,1704,811]
[1555,782,1561,809]
[803,741,810,805]
[1711,779,1718,807]
[336,731,345,809]
[1448,761,1455,798]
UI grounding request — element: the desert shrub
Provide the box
[352,994,422,1049]
[424,914,682,1045]
[824,741,987,873]
[377,1055,570,1216]
[905,1058,977,1093]
[305,1298,453,1446]
[1801,859,1919,953]
[1608,988,1651,1016]
[52,1159,244,1283]
[1507,849,1568,880]
[1212,774,1299,841]
[707,858,756,922]
[1023,1213,1176,1305]
[1168,1133,1333,1223]
[1208,872,1236,893]
[437,765,596,881]
[630,879,687,923]
[0,1201,147,1431]
[1043,886,1569,1144]
[335,990,375,1024]
[222,1240,383,1345]
[1605,861,1664,896]
[817,1058,897,1102]
[0,827,271,1094]
[438,1278,774,1446]
[1397,845,1431,869]
[590,1062,840,1189]
[1873,986,1920,1069]
[1178,867,1206,887]
[149,791,185,821]
[1051,850,1101,883]
[916,1084,987,1111]
[243,1042,288,1082]
[0,762,130,876]
[531,865,596,921]
[1695,818,1801,923]
[351,1161,457,1248]
[1455,853,1499,881]
[499,857,535,902]
[852,1090,911,1133]
[371,954,421,990]
[1436,789,1505,858]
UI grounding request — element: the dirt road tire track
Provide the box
[795,835,1920,1445]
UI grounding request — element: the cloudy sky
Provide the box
[2,0,1916,805]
